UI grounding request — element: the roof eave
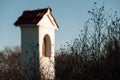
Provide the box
[14,24,38,27]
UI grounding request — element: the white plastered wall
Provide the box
[20,26,39,76]
[37,9,57,79]
[38,9,56,58]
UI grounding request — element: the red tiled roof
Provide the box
[14,8,48,25]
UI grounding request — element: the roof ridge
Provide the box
[24,8,48,12]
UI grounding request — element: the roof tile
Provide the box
[14,8,48,25]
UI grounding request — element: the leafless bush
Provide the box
[55,2,120,80]
[0,46,25,80]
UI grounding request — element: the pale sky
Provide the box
[0,0,120,50]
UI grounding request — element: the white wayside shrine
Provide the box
[14,7,59,80]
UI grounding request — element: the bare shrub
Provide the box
[55,2,120,80]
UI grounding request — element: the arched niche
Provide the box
[42,34,51,57]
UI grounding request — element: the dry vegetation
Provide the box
[55,2,120,80]
[0,2,120,80]
[0,46,24,80]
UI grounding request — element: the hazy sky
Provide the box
[0,0,120,50]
